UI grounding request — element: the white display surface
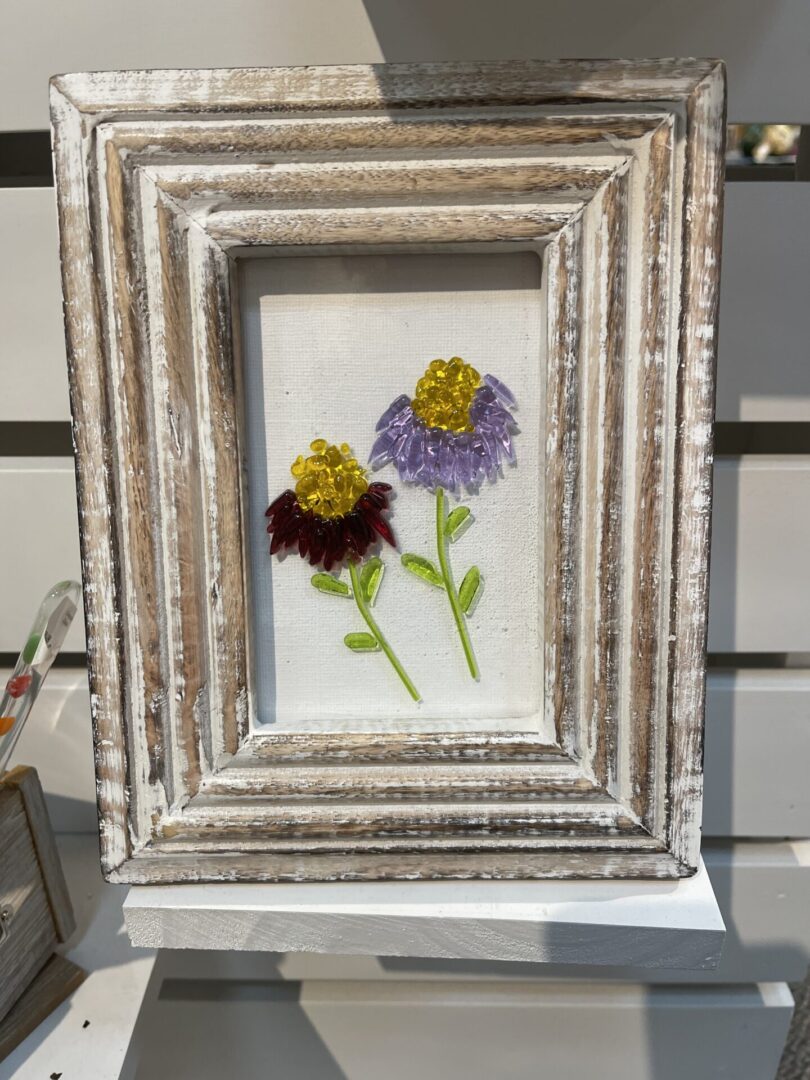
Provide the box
[239,252,544,732]
[124,858,724,969]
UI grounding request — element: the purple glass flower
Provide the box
[370,360,518,493]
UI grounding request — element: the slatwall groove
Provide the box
[0,131,53,186]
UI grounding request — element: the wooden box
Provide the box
[0,766,82,1059]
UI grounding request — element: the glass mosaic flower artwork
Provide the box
[371,358,519,680]
[264,357,518,701]
[265,440,419,701]
[369,358,518,492]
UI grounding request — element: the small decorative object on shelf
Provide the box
[0,582,84,1061]
[266,441,419,701]
[727,122,801,165]
[372,357,518,679]
[0,767,84,1063]
[0,580,82,772]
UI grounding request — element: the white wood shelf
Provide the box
[0,835,157,1080]
[124,859,724,970]
[150,840,810,985]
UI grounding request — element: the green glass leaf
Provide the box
[458,566,481,614]
[360,557,384,606]
[311,573,351,597]
[446,506,472,541]
[22,633,41,665]
[401,553,445,589]
[344,632,380,652]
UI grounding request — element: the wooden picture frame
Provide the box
[50,59,725,883]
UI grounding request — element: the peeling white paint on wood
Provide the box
[50,60,724,883]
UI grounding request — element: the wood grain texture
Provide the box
[15,667,805,842]
[53,60,720,116]
[2,767,75,943]
[664,62,726,871]
[50,60,724,883]
[0,954,85,1064]
[544,218,583,759]
[50,87,130,876]
[577,164,628,795]
[0,785,57,1022]
[138,837,810,982]
[625,119,673,833]
[7,1,810,130]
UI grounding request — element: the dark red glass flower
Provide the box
[266,481,394,572]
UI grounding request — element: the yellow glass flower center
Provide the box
[291,440,368,519]
[411,357,481,433]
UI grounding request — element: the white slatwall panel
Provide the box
[717,184,810,421]
[0,459,84,652]
[3,0,810,128]
[132,979,793,1080]
[703,670,810,838]
[709,457,810,652]
[703,841,810,983]
[0,0,381,131]
[0,189,69,421]
[15,670,810,841]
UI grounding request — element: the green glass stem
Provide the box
[348,561,421,702]
[435,486,480,680]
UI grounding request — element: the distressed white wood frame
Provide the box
[50,60,725,883]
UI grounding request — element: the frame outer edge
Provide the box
[49,79,130,878]
[49,61,725,882]
[50,59,719,114]
[667,61,727,871]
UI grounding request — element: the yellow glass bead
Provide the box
[291,440,369,518]
[411,357,481,432]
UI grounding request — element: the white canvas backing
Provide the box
[239,251,544,733]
